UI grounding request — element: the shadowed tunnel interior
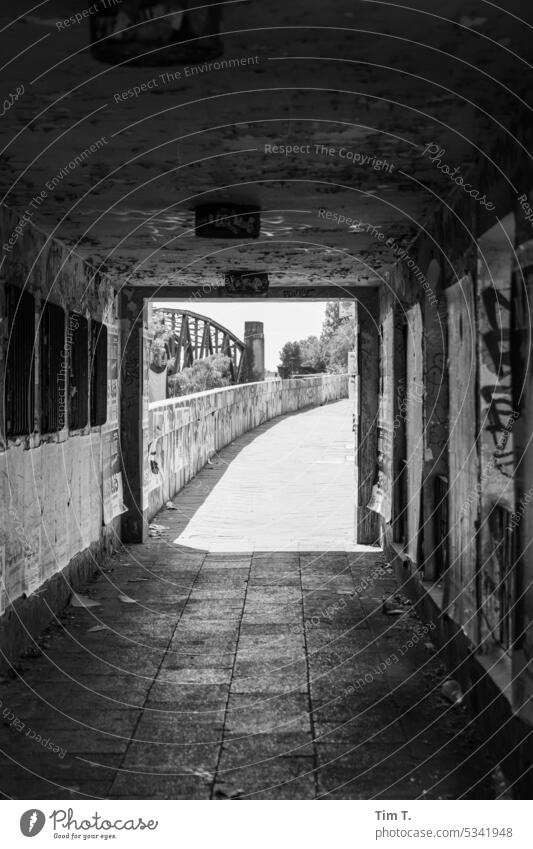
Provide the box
[0,0,533,808]
[0,402,500,799]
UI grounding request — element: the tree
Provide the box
[148,309,169,343]
[320,302,356,372]
[168,354,233,397]
[278,301,355,377]
[279,341,302,376]
[323,320,356,372]
[320,301,342,344]
[300,335,327,372]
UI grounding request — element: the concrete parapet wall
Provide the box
[145,374,348,520]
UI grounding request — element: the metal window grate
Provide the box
[68,313,89,431]
[392,308,408,544]
[491,505,517,651]
[433,474,449,578]
[90,320,107,427]
[393,458,408,544]
[5,287,35,437]
[40,301,65,434]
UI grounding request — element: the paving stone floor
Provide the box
[0,403,500,799]
[175,400,361,552]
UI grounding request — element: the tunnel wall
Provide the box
[373,162,533,794]
[0,204,121,668]
[145,374,349,520]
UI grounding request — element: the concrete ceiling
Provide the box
[0,0,530,292]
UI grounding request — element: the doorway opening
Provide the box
[141,297,375,552]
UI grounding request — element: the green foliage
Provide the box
[149,309,169,342]
[168,354,233,397]
[320,301,341,343]
[300,335,327,372]
[322,319,356,372]
[279,340,303,376]
[279,337,327,376]
[278,302,355,375]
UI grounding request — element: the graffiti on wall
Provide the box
[477,246,516,649]
[480,287,515,479]
[479,279,515,498]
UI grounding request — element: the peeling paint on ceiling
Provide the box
[0,0,530,290]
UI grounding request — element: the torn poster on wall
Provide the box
[1,548,24,610]
[339,300,356,320]
[23,528,42,596]
[367,435,392,522]
[103,430,127,524]
[107,328,119,424]
[148,437,165,493]
[143,326,152,424]
[0,545,5,617]
[2,496,43,604]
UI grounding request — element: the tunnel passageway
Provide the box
[0,403,499,800]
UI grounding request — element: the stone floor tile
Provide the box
[0,402,501,800]
[219,733,315,768]
[215,756,316,800]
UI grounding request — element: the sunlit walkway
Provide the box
[176,399,362,552]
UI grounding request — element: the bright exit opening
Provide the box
[144,299,369,553]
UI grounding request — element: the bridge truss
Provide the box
[154,308,246,381]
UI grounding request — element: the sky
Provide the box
[153,301,328,371]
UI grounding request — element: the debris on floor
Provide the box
[70,593,101,609]
[441,679,464,706]
[382,594,409,616]
[149,523,169,537]
[459,15,486,28]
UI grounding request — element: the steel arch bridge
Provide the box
[153,308,246,381]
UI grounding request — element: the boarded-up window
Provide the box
[488,505,517,650]
[444,276,479,643]
[4,287,35,437]
[405,303,424,564]
[90,321,107,427]
[373,291,395,526]
[68,313,89,430]
[433,474,449,578]
[40,301,65,433]
[392,307,407,543]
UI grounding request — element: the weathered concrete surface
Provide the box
[243,321,265,383]
[356,290,380,544]
[391,555,533,801]
[0,406,500,800]
[1,1,530,290]
[0,204,121,651]
[0,529,117,676]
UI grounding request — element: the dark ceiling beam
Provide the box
[133,284,380,301]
